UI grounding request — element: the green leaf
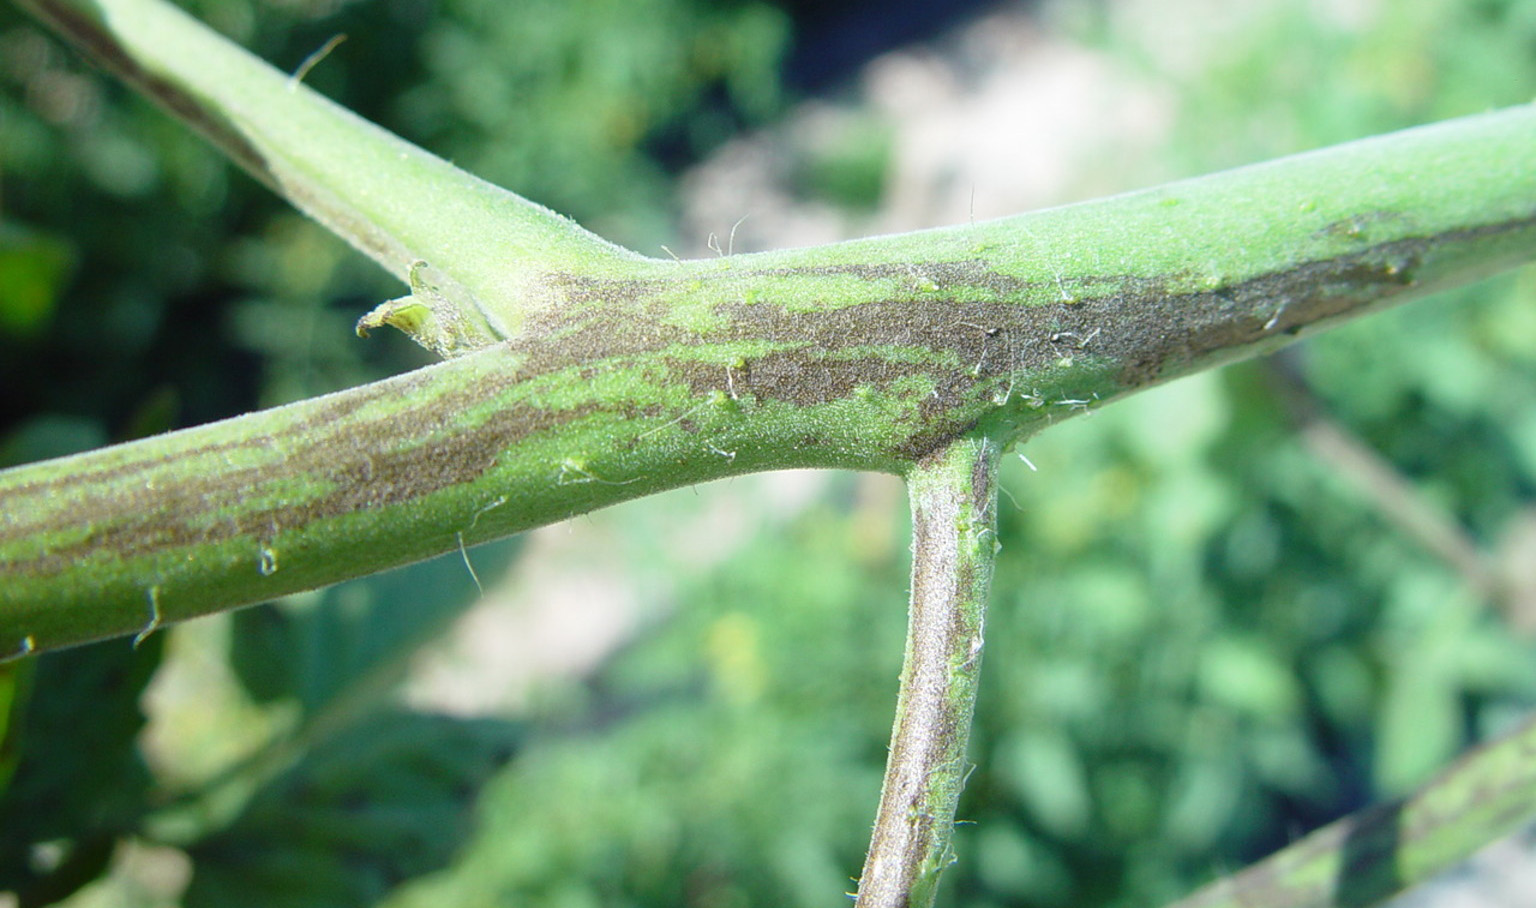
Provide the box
[355,261,501,360]
[0,225,73,339]
[184,710,522,908]
[1375,661,1461,796]
[0,637,163,904]
[1196,636,1302,720]
[997,729,1092,838]
[0,415,109,470]
[0,660,34,798]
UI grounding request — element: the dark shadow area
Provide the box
[774,0,1014,91]
[1335,799,1406,906]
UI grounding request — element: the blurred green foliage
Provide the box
[4,0,1536,907]
[184,710,523,908]
[386,494,908,908]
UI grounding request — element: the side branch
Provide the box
[17,0,642,350]
[857,435,1001,908]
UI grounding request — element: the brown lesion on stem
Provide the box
[541,210,1531,423]
[3,177,1529,652]
[3,218,1516,584]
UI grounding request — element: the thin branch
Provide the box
[1169,712,1536,908]
[857,435,1001,908]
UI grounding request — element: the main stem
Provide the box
[4,98,1534,658]
[858,435,1002,908]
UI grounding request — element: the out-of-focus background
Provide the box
[4,0,1536,906]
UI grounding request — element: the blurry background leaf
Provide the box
[0,638,163,905]
[0,223,72,339]
[0,413,106,467]
[183,710,522,908]
[0,660,30,796]
[380,491,905,908]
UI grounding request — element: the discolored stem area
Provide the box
[857,435,1000,908]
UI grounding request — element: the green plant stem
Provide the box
[2,102,1535,657]
[1171,712,1536,908]
[857,435,1000,908]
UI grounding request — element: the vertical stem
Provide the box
[857,435,1002,908]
